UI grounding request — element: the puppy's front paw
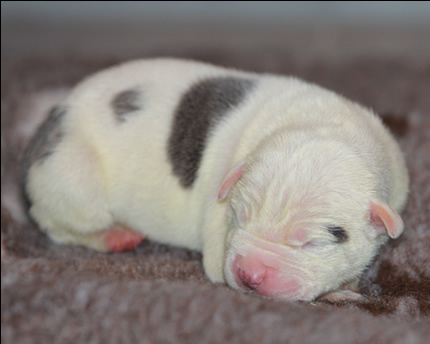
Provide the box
[203,252,225,283]
[318,289,365,302]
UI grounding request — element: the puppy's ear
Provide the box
[370,200,404,239]
[218,161,246,201]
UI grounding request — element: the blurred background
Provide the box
[2,1,430,61]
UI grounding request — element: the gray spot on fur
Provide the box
[111,88,142,122]
[327,226,349,243]
[168,77,255,188]
[20,105,67,211]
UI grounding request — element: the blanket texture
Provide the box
[1,45,429,343]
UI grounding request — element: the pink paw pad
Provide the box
[103,228,144,252]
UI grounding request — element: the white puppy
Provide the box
[21,58,409,301]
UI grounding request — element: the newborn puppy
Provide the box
[21,58,409,301]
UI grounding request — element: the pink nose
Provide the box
[238,267,266,291]
[235,255,268,291]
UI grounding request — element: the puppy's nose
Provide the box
[238,267,266,291]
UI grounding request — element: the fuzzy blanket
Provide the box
[2,49,429,343]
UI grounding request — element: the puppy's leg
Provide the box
[24,135,143,252]
[201,206,230,283]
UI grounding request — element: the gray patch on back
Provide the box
[168,76,256,188]
[20,105,67,211]
[111,88,142,122]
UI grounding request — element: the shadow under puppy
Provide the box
[21,58,409,301]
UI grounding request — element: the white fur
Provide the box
[24,58,409,300]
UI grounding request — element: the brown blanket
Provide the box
[2,49,429,343]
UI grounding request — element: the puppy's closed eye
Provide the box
[326,226,348,243]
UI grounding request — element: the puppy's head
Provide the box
[218,134,403,301]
